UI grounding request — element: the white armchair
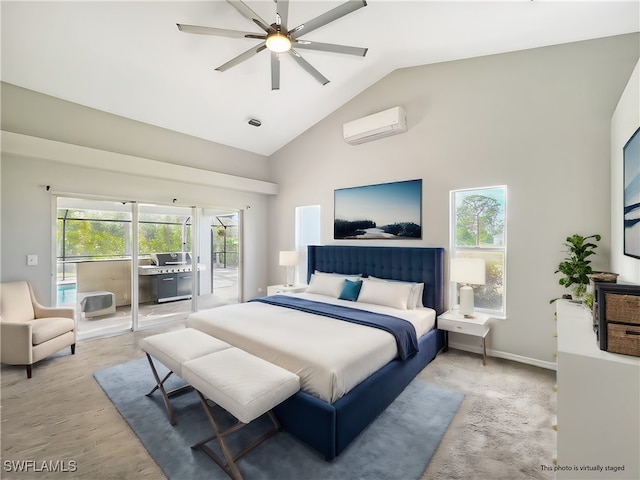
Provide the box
[1,281,76,378]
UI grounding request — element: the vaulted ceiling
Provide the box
[2,1,638,156]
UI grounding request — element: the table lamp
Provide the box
[450,258,486,317]
[279,251,299,286]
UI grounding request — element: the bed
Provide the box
[186,245,445,460]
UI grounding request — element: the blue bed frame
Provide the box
[273,245,446,460]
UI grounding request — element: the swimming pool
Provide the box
[57,283,76,306]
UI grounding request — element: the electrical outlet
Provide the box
[27,254,38,266]
[258,287,263,293]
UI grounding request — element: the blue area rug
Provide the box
[94,357,463,480]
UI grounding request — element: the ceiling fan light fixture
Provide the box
[266,32,291,53]
[177,0,368,88]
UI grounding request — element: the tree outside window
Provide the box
[57,209,130,260]
[138,213,191,255]
[451,186,507,315]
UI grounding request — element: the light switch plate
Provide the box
[27,254,38,266]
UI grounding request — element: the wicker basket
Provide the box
[607,323,640,357]
[589,272,619,283]
[588,272,619,296]
[605,293,640,325]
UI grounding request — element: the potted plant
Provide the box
[551,233,601,303]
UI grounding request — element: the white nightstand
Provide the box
[267,284,307,296]
[438,310,491,365]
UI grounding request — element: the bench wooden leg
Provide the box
[144,353,192,426]
[192,390,281,480]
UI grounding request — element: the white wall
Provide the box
[611,59,640,284]
[269,34,640,367]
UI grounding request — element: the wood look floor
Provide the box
[1,324,182,479]
[1,324,556,480]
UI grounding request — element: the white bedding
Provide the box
[186,292,436,403]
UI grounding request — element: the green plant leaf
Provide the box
[552,233,601,302]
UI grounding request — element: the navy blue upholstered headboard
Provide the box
[307,245,445,315]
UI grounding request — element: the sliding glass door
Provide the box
[196,209,240,309]
[56,197,240,339]
[56,198,133,338]
[137,204,194,328]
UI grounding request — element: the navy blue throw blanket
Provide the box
[250,295,419,360]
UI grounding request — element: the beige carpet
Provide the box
[420,351,557,480]
[1,324,556,479]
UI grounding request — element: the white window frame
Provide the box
[449,185,507,318]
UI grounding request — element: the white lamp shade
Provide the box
[450,258,486,285]
[279,251,299,267]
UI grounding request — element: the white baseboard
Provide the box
[446,340,557,371]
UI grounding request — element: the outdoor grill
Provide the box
[139,252,193,303]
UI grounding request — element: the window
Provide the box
[295,205,321,284]
[450,186,507,316]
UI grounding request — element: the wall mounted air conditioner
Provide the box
[343,106,407,145]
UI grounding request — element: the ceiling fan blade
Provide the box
[292,40,367,57]
[177,24,265,39]
[216,42,267,72]
[271,52,281,91]
[289,0,366,39]
[276,0,290,31]
[226,0,275,34]
[288,49,329,86]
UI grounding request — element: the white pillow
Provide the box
[314,270,335,276]
[305,274,348,297]
[414,283,425,308]
[357,280,414,310]
[367,276,425,309]
[314,270,362,278]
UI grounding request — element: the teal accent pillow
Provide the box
[338,279,363,301]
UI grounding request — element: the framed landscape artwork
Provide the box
[334,179,422,240]
[624,126,640,259]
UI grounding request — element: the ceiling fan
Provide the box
[177,0,368,90]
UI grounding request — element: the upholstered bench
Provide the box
[182,348,300,480]
[140,328,232,425]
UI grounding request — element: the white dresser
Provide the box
[556,300,640,479]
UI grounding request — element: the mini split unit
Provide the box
[343,106,407,145]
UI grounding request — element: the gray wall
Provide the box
[268,33,640,366]
[1,82,271,182]
[2,34,638,367]
[1,83,273,303]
